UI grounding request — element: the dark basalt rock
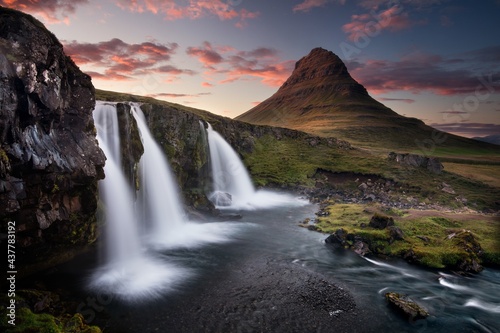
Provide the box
[0,7,105,273]
[385,292,429,321]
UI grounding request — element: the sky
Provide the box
[2,0,500,138]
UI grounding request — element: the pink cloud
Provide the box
[346,52,500,96]
[342,5,413,41]
[186,42,293,87]
[293,0,328,13]
[1,0,89,24]
[113,0,259,27]
[62,39,195,81]
[186,42,224,66]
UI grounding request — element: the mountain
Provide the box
[236,48,500,157]
[472,135,500,145]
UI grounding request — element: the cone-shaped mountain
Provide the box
[236,47,497,153]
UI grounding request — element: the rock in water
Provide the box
[209,191,233,206]
[0,7,105,271]
[385,292,429,321]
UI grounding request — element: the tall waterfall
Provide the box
[206,123,255,207]
[93,103,141,265]
[91,101,188,300]
[132,105,186,245]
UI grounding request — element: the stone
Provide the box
[209,191,232,206]
[325,228,348,247]
[388,226,404,243]
[369,213,395,229]
[385,292,429,321]
[388,152,443,174]
[353,240,371,256]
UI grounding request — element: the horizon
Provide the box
[2,0,500,138]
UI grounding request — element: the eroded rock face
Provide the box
[0,7,105,271]
[388,152,443,174]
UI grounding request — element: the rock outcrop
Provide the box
[0,7,105,272]
[388,152,443,174]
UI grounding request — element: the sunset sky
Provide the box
[2,0,500,137]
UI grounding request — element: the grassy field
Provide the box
[314,203,500,269]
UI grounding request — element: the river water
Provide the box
[50,195,499,333]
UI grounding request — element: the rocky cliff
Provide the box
[0,7,105,272]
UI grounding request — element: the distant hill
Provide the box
[236,48,500,159]
[472,135,500,146]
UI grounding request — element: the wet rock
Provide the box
[325,228,348,247]
[353,240,371,256]
[369,213,395,229]
[385,292,429,321]
[209,191,232,206]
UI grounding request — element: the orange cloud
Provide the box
[186,42,292,87]
[1,0,89,24]
[62,38,195,81]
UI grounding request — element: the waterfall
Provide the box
[204,122,309,210]
[91,101,188,300]
[206,123,255,207]
[93,104,141,265]
[132,104,186,245]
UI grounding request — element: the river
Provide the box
[46,195,499,333]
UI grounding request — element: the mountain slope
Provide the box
[236,48,500,158]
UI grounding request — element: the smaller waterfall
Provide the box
[204,122,308,210]
[206,123,255,207]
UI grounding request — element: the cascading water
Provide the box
[93,103,141,265]
[91,101,189,300]
[204,122,308,209]
[132,105,185,242]
[206,123,255,207]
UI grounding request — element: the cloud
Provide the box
[346,51,500,96]
[0,0,89,24]
[186,42,224,66]
[342,5,413,41]
[293,0,328,12]
[378,97,415,104]
[113,0,259,27]
[186,42,293,87]
[430,122,500,137]
[148,92,211,99]
[62,38,194,81]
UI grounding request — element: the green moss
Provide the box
[317,203,499,270]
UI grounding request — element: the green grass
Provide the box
[316,203,500,270]
[0,307,102,333]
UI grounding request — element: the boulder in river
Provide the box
[385,292,429,321]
